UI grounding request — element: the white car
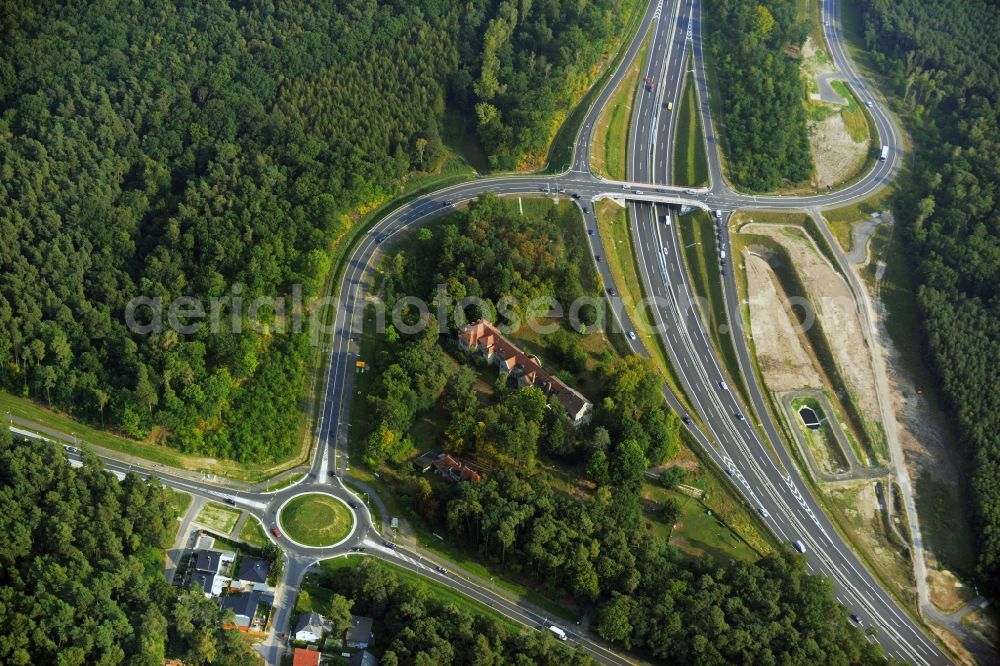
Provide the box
[758,506,769,518]
[628,331,637,341]
[793,540,807,553]
[866,100,874,108]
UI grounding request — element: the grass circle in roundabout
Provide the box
[278,493,355,547]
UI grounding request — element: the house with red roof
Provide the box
[457,319,592,424]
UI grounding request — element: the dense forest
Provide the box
[318,559,595,665]
[857,0,1000,594]
[357,198,881,663]
[0,0,633,462]
[705,0,814,190]
[0,432,257,665]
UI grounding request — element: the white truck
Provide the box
[879,145,889,161]
[548,625,568,641]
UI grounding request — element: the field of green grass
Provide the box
[642,482,759,562]
[672,69,709,187]
[195,502,242,535]
[279,493,354,547]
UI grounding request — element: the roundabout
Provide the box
[277,492,355,548]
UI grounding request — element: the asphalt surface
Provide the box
[10,0,950,663]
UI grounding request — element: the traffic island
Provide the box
[278,493,355,548]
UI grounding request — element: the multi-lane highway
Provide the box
[616,0,945,663]
[10,0,950,663]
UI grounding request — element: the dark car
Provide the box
[382,540,395,550]
[587,229,596,236]
[375,235,386,244]
[224,498,236,506]
[850,613,862,625]
[436,566,447,574]
[348,500,358,509]
[595,255,601,262]
[681,415,692,425]
[607,287,617,296]
[571,193,580,199]
[583,206,590,213]
[328,470,337,476]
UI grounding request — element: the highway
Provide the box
[616,0,947,663]
[7,0,948,663]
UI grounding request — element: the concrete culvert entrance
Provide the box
[798,406,821,430]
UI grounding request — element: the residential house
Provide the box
[234,555,271,590]
[457,320,592,424]
[189,549,235,597]
[344,615,374,649]
[220,590,273,631]
[431,453,481,483]
[292,648,322,666]
[294,611,327,643]
[349,650,378,666]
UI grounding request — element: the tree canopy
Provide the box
[0,431,256,665]
[0,0,635,462]
[858,0,1000,594]
[705,0,813,190]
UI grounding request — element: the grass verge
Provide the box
[238,515,270,549]
[822,188,894,251]
[594,200,691,410]
[171,490,192,519]
[675,210,750,408]
[590,25,653,179]
[279,493,354,547]
[672,69,709,187]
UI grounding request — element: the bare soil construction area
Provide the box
[744,254,823,392]
[809,114,868,188]
[740,223,881,429]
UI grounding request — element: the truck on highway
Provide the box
[548,626,568,641]
[879,145,889,161]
